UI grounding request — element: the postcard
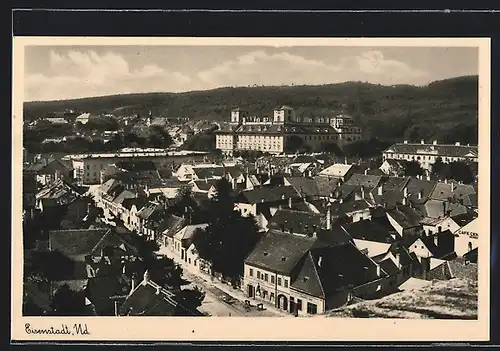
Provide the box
[12,37,490,342]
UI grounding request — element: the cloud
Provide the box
[25,50,192,101]
[197,50,430,89]
[24,48,430,101]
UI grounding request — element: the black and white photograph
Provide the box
[12,37,490,341]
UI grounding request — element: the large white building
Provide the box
[63,149,210,185]
[215,106,362,155]
[382,140,478,171]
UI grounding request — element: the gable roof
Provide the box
[386,206,423,229]
[173,224,209,243]
[424,200,468,219]
[448,257,478,280]
[344,174,385,189]
[313,176,341,197]
[293,243,385,298]
[267,209,324,236]
[192,179,218,192]
[344,219,396,243]
[429,182,476,202]
[353,239,392,259]
[244,230,316,275]
[235,185,300,204]
[416,230,456,259]
[119,279,199,316]
[48,229,138,258]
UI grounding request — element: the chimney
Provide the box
[402,197,407,206]
[403,140,408,144]
[142,270,150,286]
[418,190,423,200]
[395,253,401,269]
[155,286,161,295]
[451,182,454,192]
[376,264,381,277]
[421,140,424,144]
[318,256,322,267]
[360,186,365,199]
[442,201,447,217]
[377,185,383,196]
[326,204,332,230]
[87,202,92,215]
[129,274,137,295]
[403,186,408,198]
[288,196,292,209]
[434,235,439,246]
[444,178,447,184]
[122,263,127,275]
[364,169,368,175]
[433,140,438,145]
[455,142,460,146]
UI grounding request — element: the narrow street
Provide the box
[159,246,289,317]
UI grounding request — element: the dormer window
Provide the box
[281,257,286,261]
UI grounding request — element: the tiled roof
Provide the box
[192,179,218,192]
[112,190,137,205]
[48,229,138,258]
[122,197,149,211]
[344,219,397,243]
[424,200,468,219]
[244,230,316,275]
[285,177,320,197]
[430,182,476,201]
[417,230,456,259]
[267,209,324,236]
[344,174,385,189]
[160,215,187,238]
[386,205,424,229]
[313,176,341,198]
[294,243,385,298]
[120,279,198,316]
[379,258,400,276]
[235,185,300,204]
[383,143,478,158]
[173,224,209,247]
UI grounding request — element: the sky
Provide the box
[23,45,478,102]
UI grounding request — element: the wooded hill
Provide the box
[23,75,478,144]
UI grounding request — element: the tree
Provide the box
[194,180,260,283]
[431,157,446,179]
[403,160,425,177]
[147,256,183,289]
[23,293,45,316]
[24,250,76,284]
[177,286,206,310]
[445,161,475,184]
[50,284,89,316]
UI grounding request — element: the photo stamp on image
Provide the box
[11,36,491,342]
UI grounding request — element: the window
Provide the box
[257,271,261,279]
[297,299,303,311]
[270,292,275,301]
[284,279,289,288]
[270,276,275,284]
[86,165,90,170]
[278,277,282,286]
[307,302,317,314]
[264,273,269,282]
[249,268,253,277]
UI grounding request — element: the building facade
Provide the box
[382,141,478,171]
[65,150,210,185]
[216,106,362,155]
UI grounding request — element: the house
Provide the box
[382,140,478,171]
[189,179,219,199]
[453,217,479,257]
[234,185,301,218]
[121,197,149,231]
[75,113,91,124]
[408,230,457,261]
[25,158,74,186]
[419,214,460,236]
[23,171,38,213]
[243,228,388,315]
[343,218,398,244]
[35,179,83,215]
[386,205,424,240]
[171,224,209,263]
[318,163,355,181]
[48,228,140,263]
[175,163,225,182]
[379,159,407,177]
[424,199,468,219]
[286,162,318,178]
[267,208,325,236]
[160,215,188,249]
[224,166,248,191]
[119,271,201,316]
[329,198,373,223]
[447,256,478,281]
